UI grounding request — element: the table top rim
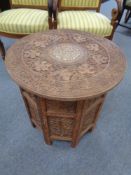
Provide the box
[5,29,127,101]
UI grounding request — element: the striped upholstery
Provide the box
[0,9,48,35]
[126,0,131,6]
[61,0,100,8]
[11,0,47,6]
[58,11,113,37]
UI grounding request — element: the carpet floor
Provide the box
[0,1,131,175]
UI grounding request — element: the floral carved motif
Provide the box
[22,31,110,83]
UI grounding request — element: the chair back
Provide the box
[59,0,102,12]
[9,0,48,9]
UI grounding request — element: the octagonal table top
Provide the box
[5,30,126,101]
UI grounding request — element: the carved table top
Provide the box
[5,30,126,101]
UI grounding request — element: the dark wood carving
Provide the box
[5,30,126,147]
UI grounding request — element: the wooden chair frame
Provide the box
[117,0,131,29]
[0,0,54,60]
[52,0,123,40]
[125,9,131,23]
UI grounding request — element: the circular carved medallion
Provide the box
[50,43,86,63]
[5,30,126,100]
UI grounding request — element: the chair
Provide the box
[52,0,122,40]
[117,0,131,28]
[0,0,53,60]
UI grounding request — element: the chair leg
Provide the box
[125,10,131,23]
[0,39,6,61]
[116,9,125,28]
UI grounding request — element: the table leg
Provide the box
[91,94,106,131]
[71,101,85,147]
[20,88,36,128]
[74,94,106,147]
[36,98,52,145]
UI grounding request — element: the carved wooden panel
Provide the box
[20,89,106,146]
[48,117,74,138]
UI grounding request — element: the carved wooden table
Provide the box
[5,30,126,147]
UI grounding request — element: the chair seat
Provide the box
[58,11,113,37]
[0,9,48,35]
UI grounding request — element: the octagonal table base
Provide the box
[20,88,106,147]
